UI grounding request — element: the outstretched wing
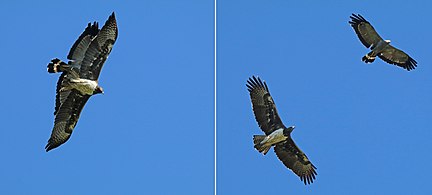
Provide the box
[349,13,384,49]
[247,76,285,135]
[379,45,417,71]
[67,22,100,69]
[274,138,317,185]
[46,91,90,152]
[80,12,118,80]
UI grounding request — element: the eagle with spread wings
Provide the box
[349,14,417,71]
[247,76,317,185]
[45,12,118,152]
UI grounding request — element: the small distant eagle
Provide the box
[246,76,317,185]
[45,12,118,152]
[349,13,417,71]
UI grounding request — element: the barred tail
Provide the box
[362,52,376,63]
[253,135,271,155]
[47,58,69,73]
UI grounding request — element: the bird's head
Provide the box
[283,126,295,135]
[385,40,391,43]
[289,125,295,131]
[93,86,104,95]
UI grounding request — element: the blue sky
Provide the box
[217,0,432,194]
[2,0,432,194]
[0,1,213,194]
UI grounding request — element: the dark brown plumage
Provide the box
[46,12,118,152]
[247,76,317,185]
[349,13,417,71]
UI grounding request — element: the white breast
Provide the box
[261,128,288,146]
[70,78,98,95]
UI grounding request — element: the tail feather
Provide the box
[47,58,69,73]
[253,135,271,155]
[362,52,376,63]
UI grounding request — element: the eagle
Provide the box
[45,12,118,152]
[246,76,317,185]
[349,13,417,71]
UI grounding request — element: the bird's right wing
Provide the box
[247,76,285,135]
[80,12,118,80]
[349,14,384,49]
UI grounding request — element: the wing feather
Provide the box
[54,73,67,115]
[80,12,118,80]
[379,45,417,71]
[67,22,100,69]
[274,139,317,185]
[46,91,90,152]
[247,76,285,135]
[349,13,383,49]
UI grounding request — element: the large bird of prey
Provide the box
[45,12,118,152]
[246,76,317,185]
[349,13,417,71]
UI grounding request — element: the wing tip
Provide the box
[45,133,72,152]
[105,12,118,41]
[300,164,318,185]
[45,141,56,152]
[405,57,418,71]
[246,76,268,92]
[109,12,116,22]
[349,13,368,25]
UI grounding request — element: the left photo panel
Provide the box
[0,1,214,194]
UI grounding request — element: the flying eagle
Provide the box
[349,13,417,71]
[45,12,118,152]
[246,76,317,185]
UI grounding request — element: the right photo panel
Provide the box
[217,1,430,194]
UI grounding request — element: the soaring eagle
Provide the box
[349,13,417,71]
[45,12,118,152]
[247,76,317,185]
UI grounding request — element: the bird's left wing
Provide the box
[67,22,100,69]
[80,12,118,80]
[274,138,317,185]
[379,45,417,71]
[46,91,90,152]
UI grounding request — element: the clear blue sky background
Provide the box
[0,1,213,194]
[217,0,432,194]
[2,0,432,194]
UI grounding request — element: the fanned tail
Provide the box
[362,52,376,63]
[47,58,69,73]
